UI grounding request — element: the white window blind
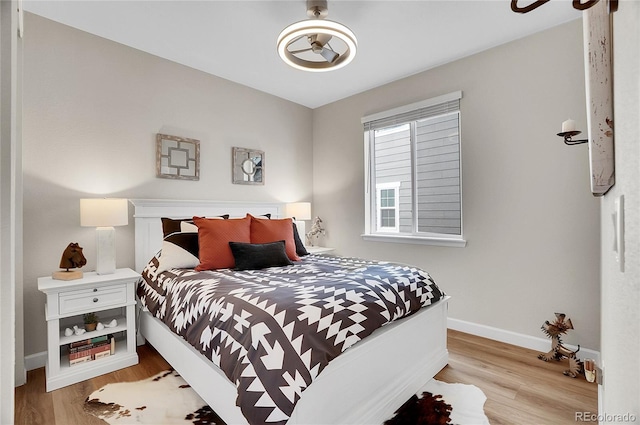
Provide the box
[363,99,461,132]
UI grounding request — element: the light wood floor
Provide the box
[15,329,597,424]
[437,330,597,424]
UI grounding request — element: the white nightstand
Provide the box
[37,268,140,391]
[306,246,335,255]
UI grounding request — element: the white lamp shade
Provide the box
[286,202,312,220]
[80,198,128,227]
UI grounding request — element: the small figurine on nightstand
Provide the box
[306,216,326,246]
[52,242,87,281]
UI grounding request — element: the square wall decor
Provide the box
[232,147,264,185]
[156,134,200,180]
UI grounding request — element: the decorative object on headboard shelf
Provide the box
[80,198,129,275]
[156,133,200,181]
[52,242,87,280]
[306,216,326,246]
[510,0,617,14]
[232,147,264,185]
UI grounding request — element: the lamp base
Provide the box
[96,226,116,275]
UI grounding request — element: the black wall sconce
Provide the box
[557,119,588,146]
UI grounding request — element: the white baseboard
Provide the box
[25,351,46,372]
[448,317,600,363]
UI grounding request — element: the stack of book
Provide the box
[68,334,115,366]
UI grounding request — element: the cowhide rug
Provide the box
[84,370,224,424]
[386,380,490,425]
[84,370,488,425]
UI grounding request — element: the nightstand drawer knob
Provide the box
[93,298,99,303]
[93,288,98,292]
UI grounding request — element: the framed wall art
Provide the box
[156,134,200,181]
[232,147,264,185]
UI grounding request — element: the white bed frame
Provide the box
[130,199,449,424]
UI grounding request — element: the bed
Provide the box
[131,199,449,425]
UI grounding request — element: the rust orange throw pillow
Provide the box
[249,215,300,261]
[193,215,251,270]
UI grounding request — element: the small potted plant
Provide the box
[83,312,99,332]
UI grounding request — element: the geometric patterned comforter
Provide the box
[138,254,444,425]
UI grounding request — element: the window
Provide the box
[376,182,400,232]
[363,91,466,247]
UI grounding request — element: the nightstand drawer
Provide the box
[59,284,127,314]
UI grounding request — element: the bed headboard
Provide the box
[129,199,283,272]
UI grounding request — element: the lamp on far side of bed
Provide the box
[285,202,311,246]
[80,198,128,275]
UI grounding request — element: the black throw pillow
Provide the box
[229,240,294,271]
[292,222,309,256]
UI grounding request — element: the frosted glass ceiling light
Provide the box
[277,0,357,72]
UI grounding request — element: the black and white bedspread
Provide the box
[138,254,444,425]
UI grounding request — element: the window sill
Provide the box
[361,233,467,248]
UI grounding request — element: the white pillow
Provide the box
[180,221,198,233]
[156,235,199,273]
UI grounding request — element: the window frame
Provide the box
[362,91,467,248]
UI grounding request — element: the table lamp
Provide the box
[80,198,128,275]
[286,202,311,246]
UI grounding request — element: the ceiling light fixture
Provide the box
[277,0,357,72]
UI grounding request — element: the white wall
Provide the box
[600,1,640,421]
[312,20,602,351]
[22,13,313,357]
